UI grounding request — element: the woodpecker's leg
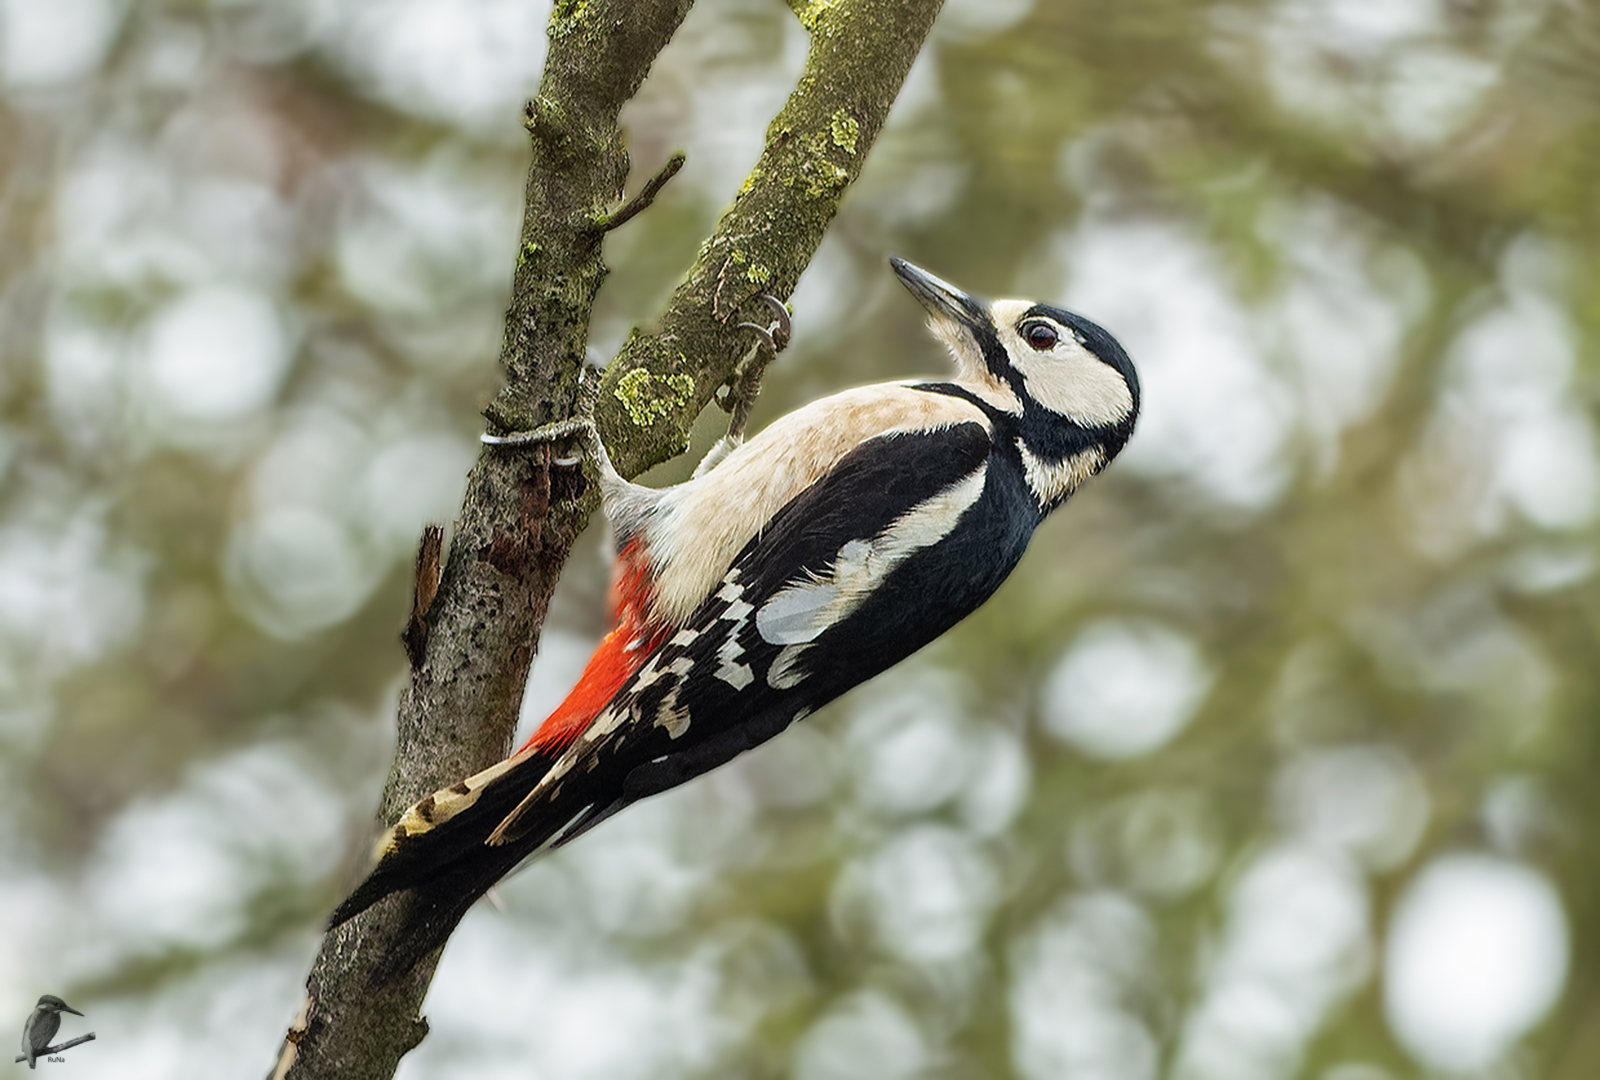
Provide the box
[694,295,792,479]
[482,368,658,533]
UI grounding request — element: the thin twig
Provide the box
[596,151,686,232]
[14,1032,96,1061]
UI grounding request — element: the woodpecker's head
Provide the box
[890,257,1140,470]
[32,995,81,1016]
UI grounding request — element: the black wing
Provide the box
[332,419,1040,981]
[491,419,1038,844]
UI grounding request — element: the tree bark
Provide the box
[270,0,944,1076]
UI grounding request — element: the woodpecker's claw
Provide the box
[734,295,791,356]
[734,322,775,352]
[761,293,792,349]
[481,366,604,466]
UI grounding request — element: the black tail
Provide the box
[355,841,539,985]
[327,747,567,983]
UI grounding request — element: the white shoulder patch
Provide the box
[644,385,994,627]
[755,463,990,647]
[755,578,841,645]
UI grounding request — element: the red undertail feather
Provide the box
[520,538,668,754]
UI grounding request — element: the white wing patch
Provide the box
[755,573,844,646]
[716,596,756,689]
[755,463,990,648]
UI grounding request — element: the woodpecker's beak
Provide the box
[60,1003,82,1016]
[890,257,984,326]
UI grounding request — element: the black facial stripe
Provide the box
[1018,407,1103,462]
[917,369,1131,483]
[912,381,1111,479]
[969,318,1018,385]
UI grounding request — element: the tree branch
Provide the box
[588,0,948,478]
[271,0,944,1076]
[14,1032,96,1061]
[596,150,686,233]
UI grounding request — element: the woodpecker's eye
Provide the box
[1022,321,1059,351]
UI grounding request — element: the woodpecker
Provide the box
[331,258,1139,978]
[19,995,81,1069]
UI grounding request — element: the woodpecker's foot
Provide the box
[481,367,603,466]
[723,294,791,442]
[734,294,791,357]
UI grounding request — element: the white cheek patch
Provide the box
[1011,343,1133,427]
[988,300,1133,428]
[755,463,989,647]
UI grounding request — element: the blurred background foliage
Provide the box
[1,0,1597,1076]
